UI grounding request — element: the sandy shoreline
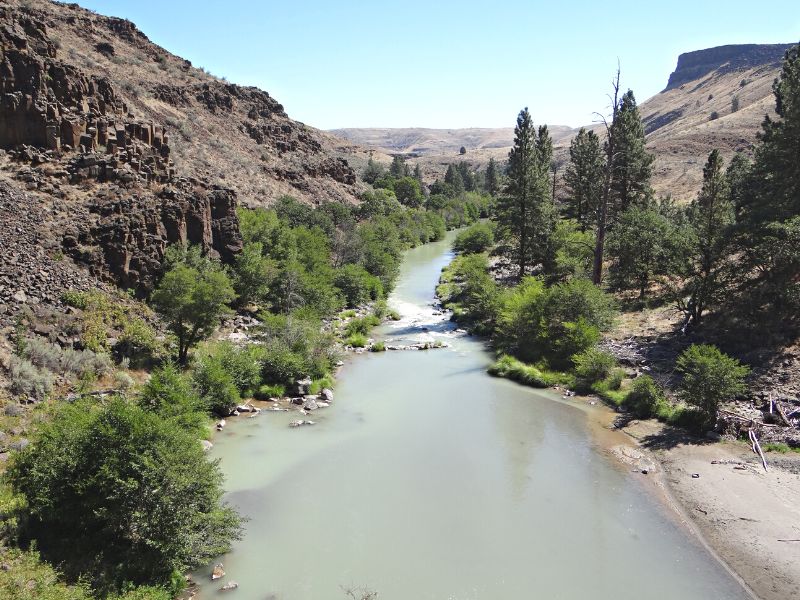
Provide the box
[583,404,800,600]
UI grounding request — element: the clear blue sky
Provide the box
[74,0,799,129]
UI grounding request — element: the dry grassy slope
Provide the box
[335,44,793,201]
[16,0,376,207]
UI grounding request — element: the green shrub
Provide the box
[346,333,368,348]
[0,548,92,600]
[625,375,666,418]
[309,374,335,394]
[488,355,562,388]
[60,290,90,309]
[8,356,52,400]
[8,398,241,591]
[453,222,494,254]
[192,357,240,416]
[254,383,285,399]
[573,347,617,383]
[676,344,749,425]
[763,442,800,453]
[371,341,386,352]
[139,363,207,435]
[345,315,381,337]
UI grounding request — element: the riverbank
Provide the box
[613,418,800,600]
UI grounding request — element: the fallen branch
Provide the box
[777,539,800,543]
[749,429,768,473]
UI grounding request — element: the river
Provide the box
[196,232,751,600]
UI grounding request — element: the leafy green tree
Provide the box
[393,176,424,207]
[151,250,235,364]
[8,398,241,591]
[453,222,495,254]
[334,264,384,307]
[607,204,685,298]
[680,150,735,327]
[484,157,500,196]
[231,242,276,307]
[676,344,749,424]
[444,163,465,195]
[564,128,604,229]
[494,107,555,279]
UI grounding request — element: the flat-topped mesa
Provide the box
[0,5,174,184]
[665,43,795,91]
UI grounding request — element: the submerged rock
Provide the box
[289,419,315,428]
[220,581,239,591]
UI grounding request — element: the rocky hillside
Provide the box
[0,0,382,321]
[336,43,794,201]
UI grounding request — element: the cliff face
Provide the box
[665,44,794,91]
[0,1,246,301]
[0,0,373,309]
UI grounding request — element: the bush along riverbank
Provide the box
[436,239,748,434]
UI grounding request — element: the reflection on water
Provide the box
[196,232,750,600]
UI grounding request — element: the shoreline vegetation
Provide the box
[0,156,497,599]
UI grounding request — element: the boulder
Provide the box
[320,388,334,403]
[303,398,318,411]
[211,564,225,580]
[200,440,213,452]
[294,376,312,396]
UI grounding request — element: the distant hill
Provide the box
[333,43,795,202]
[330,126,575,157]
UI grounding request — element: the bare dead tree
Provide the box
[591,66,622,285]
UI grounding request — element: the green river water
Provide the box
[195,232,751,600]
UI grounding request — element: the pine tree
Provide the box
[564,128,604,229]
[413,163,423,185]
[363,157,384,184]
[494,108,555,279]
[457,161,476,191]
[731,43,800,316]
[680,150,734,328]
[390,155,409,178]
[609,90,654,217]
[445,163,465,195]
[485,157,500,196]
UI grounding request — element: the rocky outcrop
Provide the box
[62,178,242,291]
[0,3,243,296]
[665,44,794,91]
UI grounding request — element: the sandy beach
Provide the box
[615,419,800,600]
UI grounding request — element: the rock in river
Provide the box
[212,563,225,580]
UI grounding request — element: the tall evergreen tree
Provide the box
[564,128,604,229]
[609,90,654,217]
[362,157,384,184]
[592,78,653,284]
[485,157,500,196]
[731,43,800,316]
[679,149,734,328]
[494,108,555,279]
[457,161,476,192]
[413,163,423,185]
[445,163,465,195]
[389,155,409,178]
